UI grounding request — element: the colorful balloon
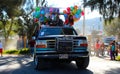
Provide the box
[76,9,81,15]
[64,14,68,20]
[67,7,71,12]
[70,6,74,11]
[41,10,45,15]
[35,7,40,11]
[74,5,78,9]
[81,11,84,16]
[63,10,67,14]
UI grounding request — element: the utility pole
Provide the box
[83,7,85,36]
[83,0,86,36]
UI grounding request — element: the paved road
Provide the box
[0,55,120,74]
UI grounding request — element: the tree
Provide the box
[104,18,120,40]
[0,0,25,49]
[18,0,48,48]
[0,0,24,18]
[84,0,120,21]
[21,0,48,39]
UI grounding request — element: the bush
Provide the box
[3,50,18,54]
[3,48,30,55]
[18,48,30,54]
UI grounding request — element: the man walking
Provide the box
[0,40,3,57]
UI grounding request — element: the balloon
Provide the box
[35,7,40,11]
[66,11,70,15]
[70,6,74,11]
[34,18,39,22]
[35,11,40,18]
[81,11,84,16]
[41,10,45,15]
[76,9,81,15]
[74,5,78,9]
[63,10,67,14]
[64,14,68,20]
[75,14,80,19]
[67,7,71,12]
[72,9,77,15]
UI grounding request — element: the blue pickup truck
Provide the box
[33,26,89,70]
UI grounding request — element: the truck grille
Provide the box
[57,37,73,52]
[47,40,56,48]
[73,40,79,48]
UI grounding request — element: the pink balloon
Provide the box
[81,11,84,16]
[67,7,71,12]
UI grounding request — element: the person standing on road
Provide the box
[115,42,119,57]
[0,40,3,57]
[110,41,116,60]
[95,40,100,57]
[100,42,105,56]
[28,37,35,56]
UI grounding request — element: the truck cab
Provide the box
[33,26,89,70]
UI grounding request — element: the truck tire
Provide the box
[34,56,45,70]
[76,56,89,69]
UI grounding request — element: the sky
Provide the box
[47,0,102,20]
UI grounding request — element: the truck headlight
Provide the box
[36,40,47,48]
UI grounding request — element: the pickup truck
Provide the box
[33,26,89,70]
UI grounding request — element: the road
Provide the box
[0,55,120,74]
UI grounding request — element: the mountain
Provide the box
[74,17,104,35]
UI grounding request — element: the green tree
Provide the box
[84,0,120,21]
[0,0,25,49]
[104,18,120,40]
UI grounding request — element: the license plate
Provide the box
[59,54,68,59]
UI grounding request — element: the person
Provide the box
[0,40,3,57]
[28,37,35,56]
[68,15,74,26]
[64,15,74,27]
[95,40,100,57]
[55,14,63,26]
[110,40,116,60]
[115,42,119,57]
[100,42,105,56]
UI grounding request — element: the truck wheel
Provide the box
[76,56,89,69]
[34,57,45,70]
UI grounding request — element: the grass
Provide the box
[3,48,30,55]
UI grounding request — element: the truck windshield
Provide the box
[39,28,77,36]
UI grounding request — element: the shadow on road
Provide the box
[37,63,93,74]
[105,68,120,74]
[0,56,93,74]
[24,61,93,74]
